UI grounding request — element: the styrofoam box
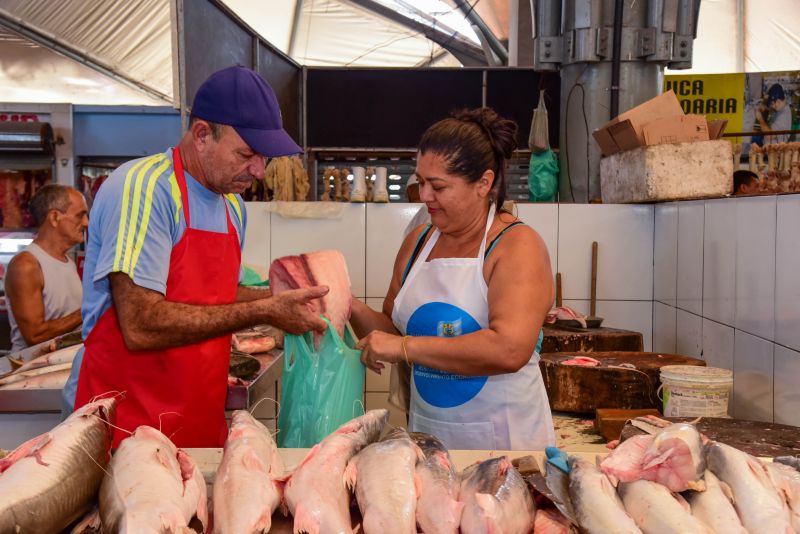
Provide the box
[600,140,733,203]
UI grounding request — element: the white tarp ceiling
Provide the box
[0,0,799,105]
[0,0,496,105]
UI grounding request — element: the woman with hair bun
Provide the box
[350,107,555,451]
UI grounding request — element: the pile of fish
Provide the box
[0,343,81,390]
[214,409,537,534]
[4,401,799,533]
[1,330,83,390]
[547,421,800,534]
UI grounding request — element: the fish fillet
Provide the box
[601,424,706,492]
[270,250,352,339]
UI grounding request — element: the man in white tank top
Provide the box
[5,185,87,352]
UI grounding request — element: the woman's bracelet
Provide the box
[401,335,411,366]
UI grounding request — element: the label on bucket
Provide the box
[663,386,730,417]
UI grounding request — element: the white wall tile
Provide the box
[364,298,391,392]
[774,345,800,427]
[242,202,271,277]
[516,203,558,277]
[653,302,677,354]
[270,203,366,297]
[775,195,800,351]
[703,198,737,326]
[677,201,704,315]
[733,330,774,422]
[676,309,703,359]
[735,196,776,340]
[654,203,678,306]
[365,298,384,312]
[702,319,734,371]
[558,205,654,301]
[366,204,422,298]
[563,300,653,351]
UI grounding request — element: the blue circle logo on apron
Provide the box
[407,302,487,408]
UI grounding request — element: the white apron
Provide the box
[392,205,555,451]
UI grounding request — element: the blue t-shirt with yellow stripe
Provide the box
[80,149,246,339]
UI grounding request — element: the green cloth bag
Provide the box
[277,317,365,447]
[528,149,559,202]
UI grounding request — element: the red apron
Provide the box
[74,147,239,448]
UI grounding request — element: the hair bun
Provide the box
[453,108,517,159]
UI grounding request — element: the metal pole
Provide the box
[453,0,509,64]
[610,0,623,118]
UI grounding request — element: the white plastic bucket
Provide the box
[660,365,733,417]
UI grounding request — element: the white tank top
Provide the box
[391,204,555,451]
[7,242,82,352]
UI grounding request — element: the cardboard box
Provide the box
[600,140,733,203]
[707,119,728,140]
[642,114,709,145]
[592,91,685,156]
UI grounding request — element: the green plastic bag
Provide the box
[528,149,559,202]
[277,317,365,447]
[241,266,270,287]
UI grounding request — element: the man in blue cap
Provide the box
[65,66,328,447]
[756,83,793,144]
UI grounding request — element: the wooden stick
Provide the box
[591,241,598,317]
[555,273,562,308]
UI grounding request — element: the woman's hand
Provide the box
[355,331,405,373]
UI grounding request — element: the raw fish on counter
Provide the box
[0,397,116,533]
[545,306,587,329]
[344,428,422,533]
[282,409,388,534]
[600,423,706,492]
[706,441,794,534]
[410,432,463,534]
[685,470,747,534]
[232,332,276,354]
[12,343,81,373]
[765,461,800,531]
[568,457,642,534]
[532,507,573,534]
[213,410,285,534]
[459,456,536,534]
[269,249,352,339]
[0,364,72,390]
[99,425,208,533]
[619,479,714,533]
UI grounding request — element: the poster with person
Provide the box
[742,71,799,147]
[664,71,799,194]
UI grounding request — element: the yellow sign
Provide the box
[664,73,745,137]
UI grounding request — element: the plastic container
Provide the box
[659,365,733,417]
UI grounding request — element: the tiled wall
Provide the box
[652,194,800,425]
[243,202,656,420]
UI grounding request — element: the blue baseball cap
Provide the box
[191,65,301,157]
[767,83,785,103]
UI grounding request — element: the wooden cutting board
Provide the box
[541,324,644,353]
[620,417,800,458]
[595,408,662,442]
[539,352,704,414]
